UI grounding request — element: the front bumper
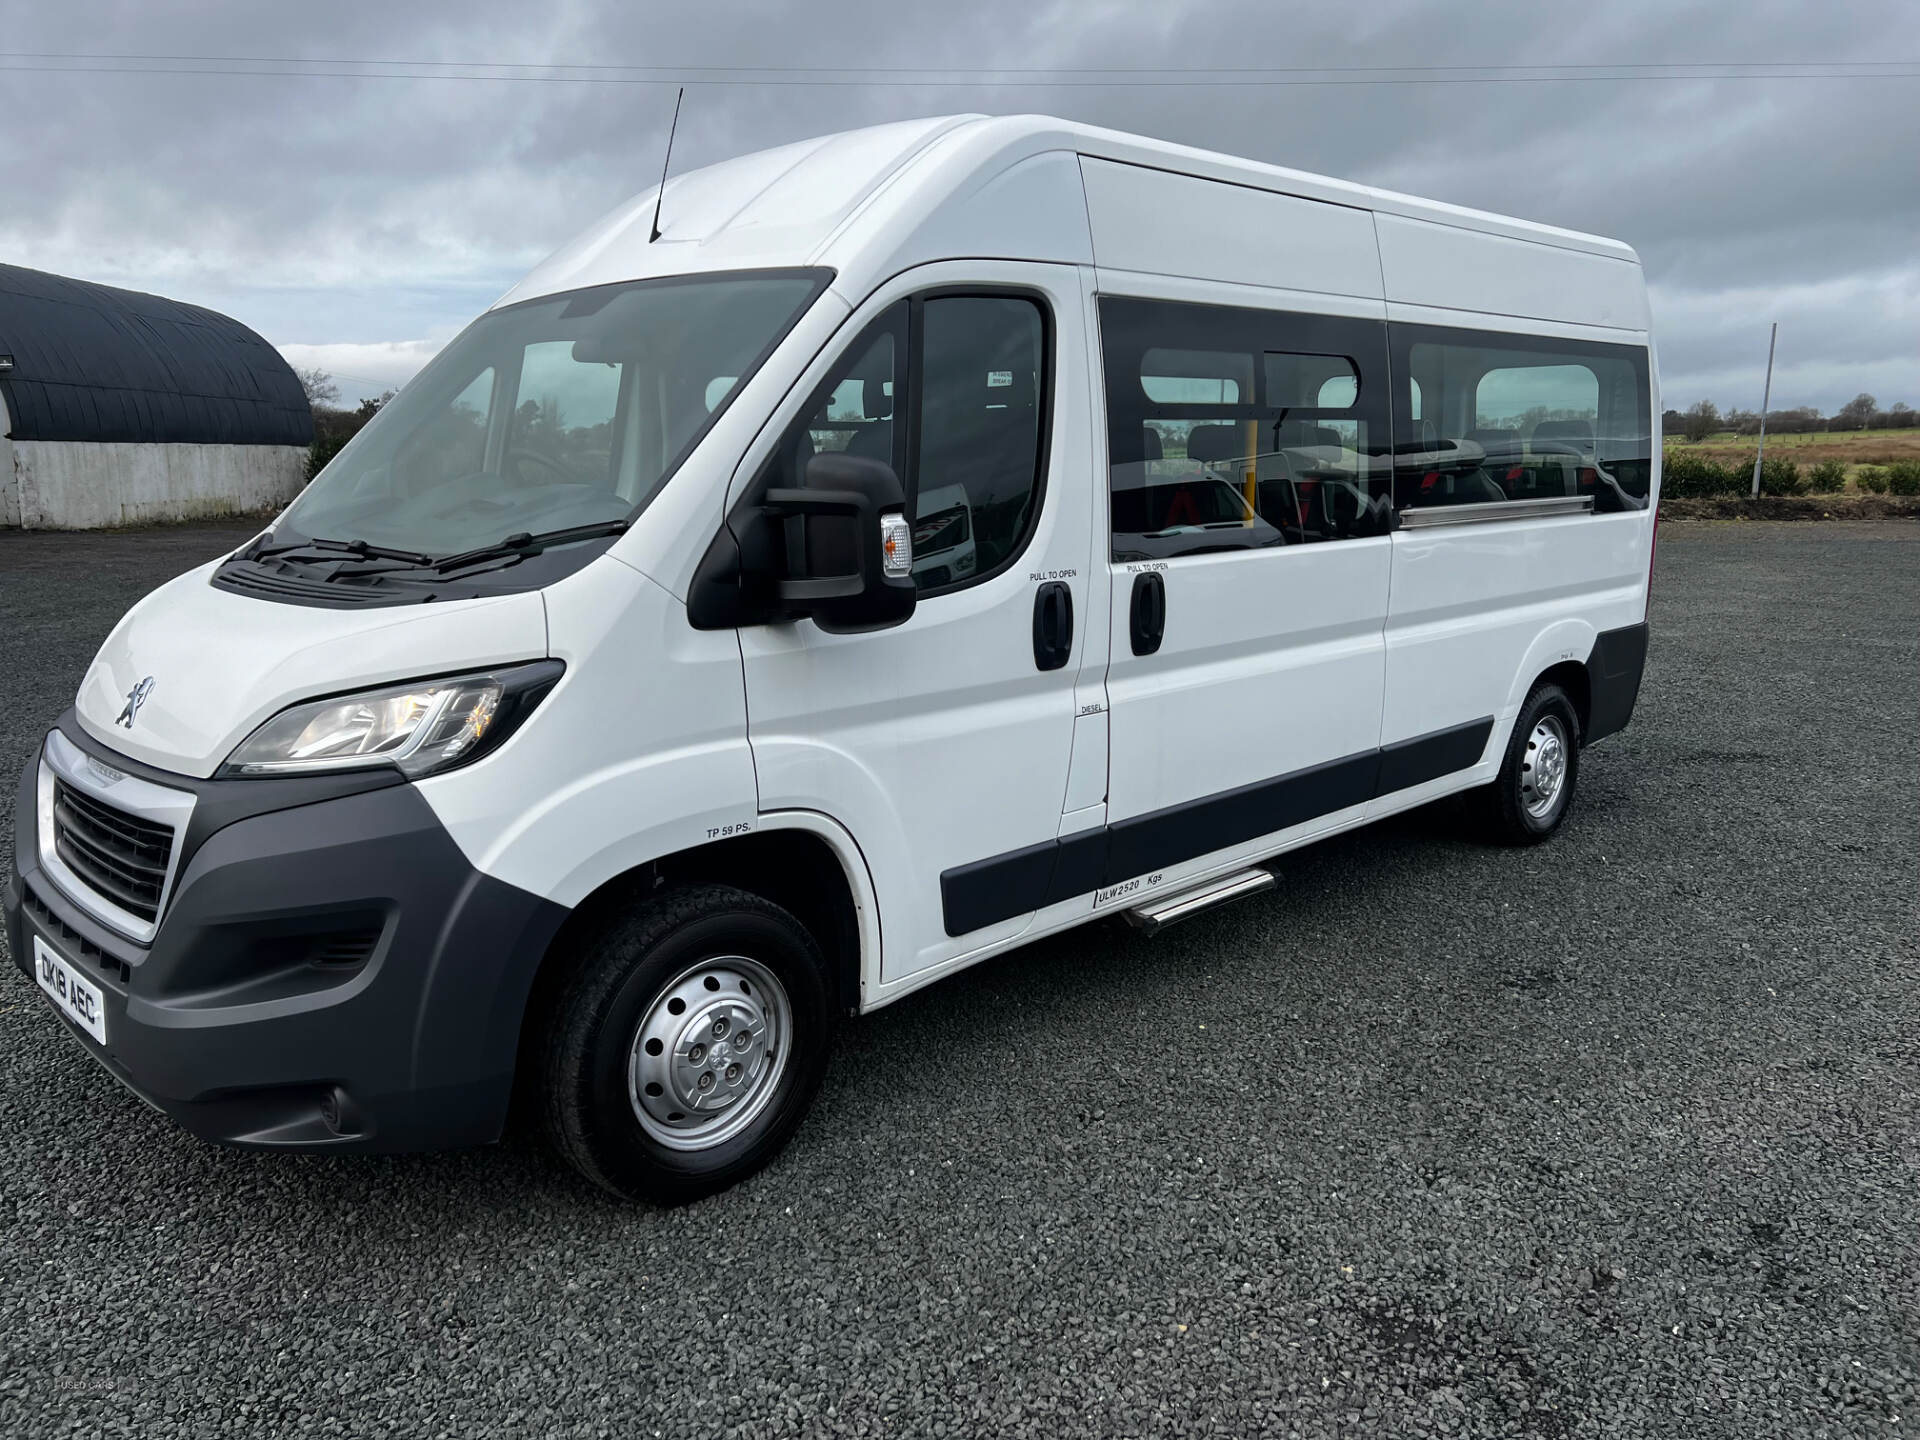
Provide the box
[5,716,567,1151]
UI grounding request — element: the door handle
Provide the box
[1129,571,1165,656]
[1032,581,1073,671]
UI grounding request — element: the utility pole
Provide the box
[1751,322,1777,497]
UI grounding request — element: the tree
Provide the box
[1835,393,1878,430]
[297,366,340,409]
[1768,406,1825,433]
[1681,399,1721,443]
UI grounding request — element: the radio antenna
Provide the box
[649,86,684,244]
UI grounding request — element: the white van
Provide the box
[6,115,1656,1202]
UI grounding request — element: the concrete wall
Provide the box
[0,392,15,528]
[4,439,308,529]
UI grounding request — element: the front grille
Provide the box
[303,929,382,968]
[51,778,175,923]
[23,886,133,985]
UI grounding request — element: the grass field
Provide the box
[1665,428,1920,489]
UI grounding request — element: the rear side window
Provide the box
[1391,326,1651,512]
[1100,297,1392,561]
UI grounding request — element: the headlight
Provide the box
[219,660,564,779]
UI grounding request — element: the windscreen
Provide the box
[279,270,827,556]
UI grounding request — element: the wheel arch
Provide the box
[1533,659,1592,740]
[515,812,881,1080]
[1503,619,1598,742]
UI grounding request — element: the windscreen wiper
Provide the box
[309,536,438,565]
[234,532,434,567]
[431,519,631,574]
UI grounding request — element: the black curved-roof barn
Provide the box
[0,264,312,447]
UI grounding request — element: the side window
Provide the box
[913,295,1046,589]
[394,368,494,496]
[1101,297,1391,561]
[809,350,897,462]
[1390,326,1651,513]
[507,340,622,487]
[765,304,906,493]
[758,292,1049,594]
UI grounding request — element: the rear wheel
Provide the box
[535,884,834,1204]
[1471,683,1581,845]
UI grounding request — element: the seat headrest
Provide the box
[1142,426,1163,461]
[863,377,893,421]
[1185,423,1243,464]
[1532,419,1593,447]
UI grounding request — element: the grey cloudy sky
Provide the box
[3,0,1915,413]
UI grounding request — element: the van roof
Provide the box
[498,113,1640,312]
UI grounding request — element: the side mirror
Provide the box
[764,452,916,631]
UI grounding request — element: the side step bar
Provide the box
[1125,867,1275,935]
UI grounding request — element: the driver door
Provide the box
[736,263,1099,987]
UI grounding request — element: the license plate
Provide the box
[34,935,107,1045]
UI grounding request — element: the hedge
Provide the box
[308,434,352,481]
[1661,451,1805,498]
[1806,459,1849,492]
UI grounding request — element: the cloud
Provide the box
[276,340,446,402]
[0,0,1915,414]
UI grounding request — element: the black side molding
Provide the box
[939,716,1493,937]
[1377,718,1493,794]
[938,838,1060,941]
[1584,622,1649,745]
[1104,750,1380,884]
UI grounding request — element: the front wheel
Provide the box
[535,884,834,1204]
[1469,683,1581,845]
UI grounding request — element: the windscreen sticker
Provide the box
[986,370,1013,388]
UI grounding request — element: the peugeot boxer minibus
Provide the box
[6,115,1656,1202]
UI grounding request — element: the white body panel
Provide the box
[1104,542,1391,825]
[1375,213,1648,331]
[1381,512,1651,749]
[66,113,1657,1020]
[75,559,547,779]
[1080,158,1382,300]
[421,554,758,908]
[503,114,1634,320]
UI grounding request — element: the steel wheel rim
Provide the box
[1520,715,1570,820]
[627,955,792,1152]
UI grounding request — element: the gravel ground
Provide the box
[1,519,1915,1438]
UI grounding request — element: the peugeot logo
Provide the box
[117,676,155,729]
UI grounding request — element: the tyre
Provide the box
[1470,682,1581,845]
[535,883,834,1204]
